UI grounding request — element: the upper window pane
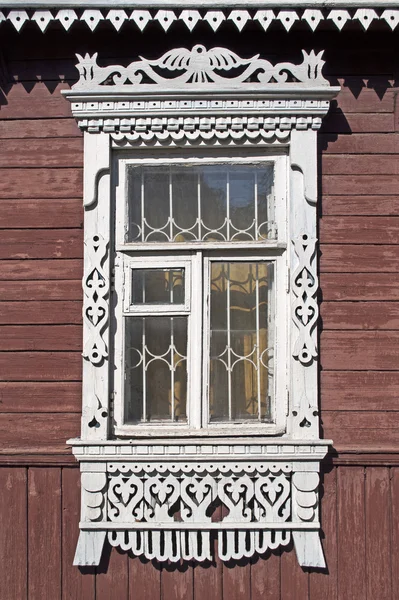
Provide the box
[126,164,275,243]
[132,268,185,305]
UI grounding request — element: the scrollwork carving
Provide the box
[292,233,318,365]
[73,47,329,91]
[83,234,109,365]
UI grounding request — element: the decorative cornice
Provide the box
[64,46,339,144]
[69,440,330,462]
[1,7,399,32]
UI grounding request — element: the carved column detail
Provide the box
[83,233,109,365]
[292,233,318,366]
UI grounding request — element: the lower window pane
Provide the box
[209,261,274,423]
[124,316,188,424]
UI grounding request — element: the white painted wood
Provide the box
[382,8,399,28]
[7,9,29,30]
[5,1,399,7]
[302,8,324,30]
[327,8,351,29]
[81,133,111,441]
[71,46,330,92]
[354,7,378,29]
[130,9,152,31]
[293,531,326,568]
[254,9,275,30]
[31,9,53,31]
[155,9,177,31]
[180,9,201,31]
[107,9,128,31]
[74,531,106,566]
[203,10,226,31]
[80,9,103,31]
[228,9,251,31]
[278,10,300,30]
[56,9,77,30]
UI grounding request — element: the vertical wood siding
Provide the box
[0,465,398,599]
[0,25,398,600]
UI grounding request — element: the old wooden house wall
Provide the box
[0,24,398,600]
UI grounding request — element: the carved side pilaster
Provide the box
[83,234,109,365]
[81,132,111,441]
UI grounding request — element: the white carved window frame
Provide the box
[113,151,288,437]
[63,46,339,569]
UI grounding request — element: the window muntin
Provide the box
[114,155,287,435]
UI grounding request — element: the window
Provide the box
[65,45,339,568]
[113,154,288,435]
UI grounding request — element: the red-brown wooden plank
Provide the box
[0,138,83,167]
[334,88,394,113]
[0,168,82,199]
[321,133,399,155]
[320,273,399,301]
[193,554,222,600]
[365,467,392,600]
[129,557,161,600]
[0,199,83,229]
[322,155,399,175]
[322,113,394,134]
[0,467,27,600]
[0,413,80,454]
[0,382,81,412]
[0,280,81,301]
[323,412,399,451]
[321,371,399,411]
[62,468,95,600]
[0,259,82,280]
[321,302,399,330]
[0,301,82,324]
[0,325,81,351]
[0,351,81,381]
[280,544,309,600]
[321,331,399,370]
[309,467,338,600]
[323,175,399,196]
[222,561,250,600]
[161,563,194,600]
[0,118,81,139]
[0,82,72,119]
[337,467,366,600]
[0,229,83,260]
[96,546,129,600]
[320,245,399,273]
[321,195,399,216]
[251,552,280,600]
[320,217,399,244]
[28,468,62,600]
[391,468,399,600]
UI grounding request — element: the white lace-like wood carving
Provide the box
[3,7,399,33]
[83,234,109,365]
[75,461,325,563]
[292,233,318,366]
[64,45,339,571]
[73,46,328,90]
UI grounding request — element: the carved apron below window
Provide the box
[63,44,339,568]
